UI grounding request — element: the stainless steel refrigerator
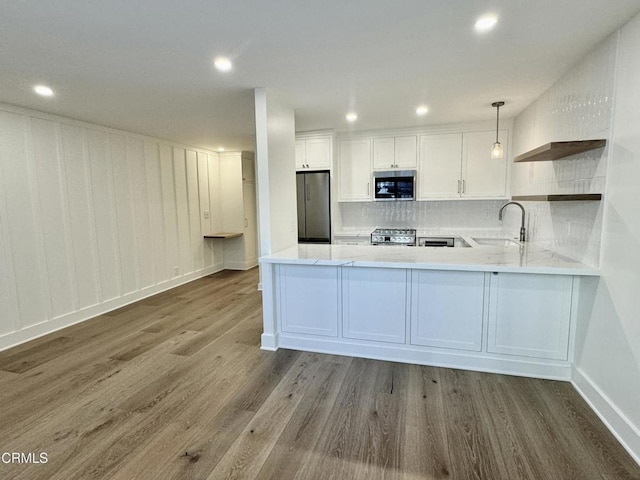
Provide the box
[296,170,331,243]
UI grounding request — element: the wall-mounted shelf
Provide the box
[511,194,602,202]
[514,139,606,163]
[203,232,243,239]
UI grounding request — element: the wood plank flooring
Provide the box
[0,268,638,480]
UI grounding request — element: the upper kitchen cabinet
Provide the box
[295,136,332,171]
[418,130,509,199]
[338,138,372,201]
[461,130,509,198]
[418,133,463,199]
[373,135,417,170]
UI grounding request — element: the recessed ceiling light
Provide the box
[474,14,498,33]
[345,112,358,122]
[33,85,54,97]
[217,147,225,152]
[214,56,232,72]
[416,105,429,116]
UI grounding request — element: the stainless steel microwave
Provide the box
[372,170,416,201]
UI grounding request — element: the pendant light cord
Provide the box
[495,104,499,143]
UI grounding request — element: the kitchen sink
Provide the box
[472,237,521,247]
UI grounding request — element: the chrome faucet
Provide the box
[499,201,526,242]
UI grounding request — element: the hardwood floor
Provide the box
[0,268,638,480]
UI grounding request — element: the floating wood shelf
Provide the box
[511,194,602,202]
[514,139,606,163]
[203,232,243,239]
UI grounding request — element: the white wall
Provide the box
[512,16,640,463]
[0,104,224,350]
[511,35,616,266]
[254,88,297,255]
[573,13,640,464]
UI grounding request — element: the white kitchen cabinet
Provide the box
[410,270,485,351]
[487,272,573,360]
[278,264,339,337]
[418,133,463,199]
[295,136,332,170]
[342,267,407,344]
[373,136,417,170]
[338,138,372,201]
[462,130,508,197]
[417,131,508,199]
[217,152,258,270]
[295,140,306,170]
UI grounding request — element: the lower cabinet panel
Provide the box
[342,267,407,343]
[410,270,485,351]
[487,272,573,360]
[278,264,339,337]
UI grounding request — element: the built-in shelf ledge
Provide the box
[511,194,602,202]
[514,139,606,163]
[203,232,243,239]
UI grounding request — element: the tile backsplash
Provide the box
[338,200,510,235]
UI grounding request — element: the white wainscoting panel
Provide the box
[0,104,226,351]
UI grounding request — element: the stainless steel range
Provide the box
[370,228,416,246]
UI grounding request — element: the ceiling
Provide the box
[2,1,640,152]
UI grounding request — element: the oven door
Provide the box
[373,170,415,201]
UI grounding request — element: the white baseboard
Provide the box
[0,264,224,353]
[260,333,278,351]
[223,259,258,271]
[572,367,640,466]
[273,334,572,381]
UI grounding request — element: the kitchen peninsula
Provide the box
[260,243,599,380]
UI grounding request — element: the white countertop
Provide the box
[260,243,600,276]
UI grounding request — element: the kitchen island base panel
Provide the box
[261,260,592,381]
[275,334,573,381]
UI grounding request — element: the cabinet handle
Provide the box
[462,180,466,193]
[457,180,461,194]
[391,164,394,168]
[367,182,370,195]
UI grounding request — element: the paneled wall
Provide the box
[0,104,224,350]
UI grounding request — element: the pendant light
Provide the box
[491,101,505,159]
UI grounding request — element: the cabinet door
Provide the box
[242,181,257,264]
[278,265,339,337]
[342,267,407,344]
[295,140,306,170]
[394,135,417,168]
[487,273,573,360]
[418,133,462,199]
[410,270,485,351]
[338,138,372,201]
[462,130,508,197]
[373,137,395,169]
[306,137,331,169]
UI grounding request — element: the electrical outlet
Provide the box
[484,209,490,220]
[203,211,210,219]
